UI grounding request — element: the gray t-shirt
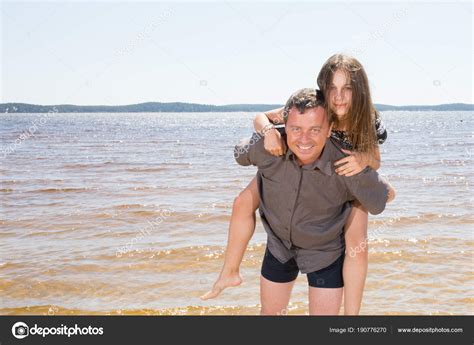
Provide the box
[234,132,389,273]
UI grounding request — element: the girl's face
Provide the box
[329,69,352,118]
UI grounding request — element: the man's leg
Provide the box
[201,177,259,300]
[260,248,299,315]
[342,202,369,315]
[308,287,343,315]
[306,252,344,315]
[260,275,296,315]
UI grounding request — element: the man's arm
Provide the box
[234,132,275,167]
[344,168,396,215]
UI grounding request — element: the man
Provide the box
[233,88,395,315]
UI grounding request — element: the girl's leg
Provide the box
[342,202,369,315]
[200,176,259,300]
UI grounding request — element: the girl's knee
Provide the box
[232,194,256,215]
[233,187,259,213]
[344,207,369,236]
[345,207,369,254]
[351,200,367,213]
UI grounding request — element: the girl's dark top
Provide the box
[330,114,387,150]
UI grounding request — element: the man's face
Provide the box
[285,106,332,166]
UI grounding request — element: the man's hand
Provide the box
[335,149,369,176]
[264,129,287,156]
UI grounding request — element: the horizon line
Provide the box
[1,101,473,108]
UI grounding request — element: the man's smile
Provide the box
[296,144,315,153]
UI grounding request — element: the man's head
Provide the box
[283,88,332,166]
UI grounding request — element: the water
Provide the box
[0,111,472,315]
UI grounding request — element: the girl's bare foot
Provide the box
[200,270,243,300]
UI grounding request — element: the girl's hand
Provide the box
[335,149,368,176]
[264,129,287,156]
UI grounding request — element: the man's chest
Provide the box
[258,161,349,215]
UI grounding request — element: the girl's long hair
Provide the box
[317,54,378,156]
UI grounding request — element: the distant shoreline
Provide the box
[0,102,472,113]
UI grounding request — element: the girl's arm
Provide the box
[335,146,381,176]
[253,107,287,156]
[253,107,284,135]
[365,146,381,171]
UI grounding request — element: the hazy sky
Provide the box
[1,1,472,106]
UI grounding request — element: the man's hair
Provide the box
[282,88,327,123]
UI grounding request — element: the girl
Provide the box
[201,54,388,315]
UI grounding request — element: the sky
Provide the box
[1,1,473,106]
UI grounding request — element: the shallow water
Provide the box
[0,111,472,315]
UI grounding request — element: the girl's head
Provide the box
[317,54,377,154]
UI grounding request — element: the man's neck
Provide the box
[297,154,322,167]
